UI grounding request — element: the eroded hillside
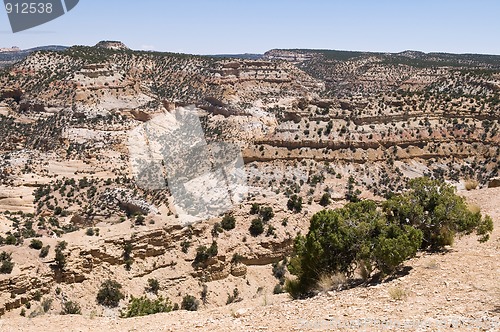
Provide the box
[0,44,498,321]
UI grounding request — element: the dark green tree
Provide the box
[96,280,125,308]
[319,193,331,207]
[383,177,493,249]
[249,218,264,236]
[287,200,422,298]
[221,214,236,231]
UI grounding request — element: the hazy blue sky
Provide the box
[1,0,499,55]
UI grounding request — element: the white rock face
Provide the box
[128,106,248,225]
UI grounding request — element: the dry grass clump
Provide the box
[316,273,347,292]
[425,259,439,270]
[388,287,407,301]
[465,179,479,191]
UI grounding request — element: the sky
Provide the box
[1,0,499,55]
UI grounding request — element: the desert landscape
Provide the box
[0,41,498,331]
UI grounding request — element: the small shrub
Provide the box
[0,251,14,274]
[221,214,236,231]
[194,246,209,264]
[33,290,42,301]
[121,296,173,318]
[207,241,218,256]
[200,284,208,304]
[96,280,125,308]
[250,203,261,215]
[180,240,191,254]
[135,214,145,226]
[272,261,287,284]
[260,206,274,222]
[211,223,223,237]
[194,242,218,265]
[266,225,276,237]
[146,278,160,295]
[287,195,303,213]
[477,215,493,243]
[61,300,82,315]
[226,288,241,305]
[85,228,95,236]
[284,279,302,299]
[54,241,67,270]
[181,295,199,311]
[345,176,361,203]
[20,308,26,316]
[319,193,331,207]
[231,253,244,264]
[5,234,17,245]
[123,243,133,271]
[468,203,481,214]
[249,218,264,236]
[29,239,43,250]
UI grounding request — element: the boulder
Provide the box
[488,177,500,188]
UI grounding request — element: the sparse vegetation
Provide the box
[54,241,67,271]
[29,239,43,250]
[194,241,218,265]
[201,283,208,304]
[61,300,82,315]
[121,296,173,318]
[319,193,331,207]
[316,273,347,293]
[388,287,408,301]
[96,280,125,308]
[221,214,236,231]
[249,218,264,236]
[0,251,14,274]
[123,243,134,271]
[287,195,303,213]
[180,240,191,254]
[146,278,160,295]
[181,295,199,311]
[32,290,42,301]
[0,42,499,323]
[226,288,242,305]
